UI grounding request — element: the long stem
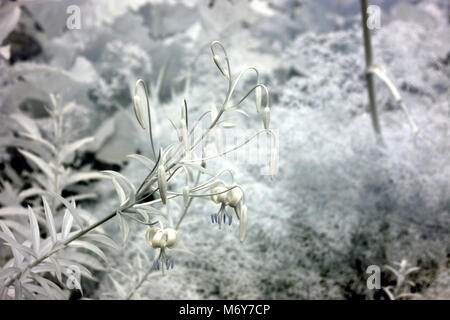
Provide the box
[360,0,383,145]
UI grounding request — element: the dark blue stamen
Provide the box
[166,258,170,270]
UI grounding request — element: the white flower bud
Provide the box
[157,165,168,204]
[263,107,270,130]
[133,95,146,129]
[255,86,262,112]
[213,54,228,78]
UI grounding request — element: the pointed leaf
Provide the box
[126,154,155,170]
[0,231,37,258]
[10,113,41,138]
[59,137,94,163]
[61,208,73,240]
[47,192,83,229]
[68,240,107,262]
[42,197,57,244]
[63,172,105,188]
[27,206,40,254]
[18,149,53,181]
[0,221,23,266]
[117,213,130,244]
[101,170,136,194]
[82,234,119,250]
[111,177,126,205]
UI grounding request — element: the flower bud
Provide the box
[255,86,262,112]
[263,107,270,130]
[213,54,228,78]
[157,165,168,204]
[133,95,146,129]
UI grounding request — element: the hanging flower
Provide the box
[209,184,248,242]
[146,227,178,274]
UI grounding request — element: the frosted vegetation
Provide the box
[0,0,448,299]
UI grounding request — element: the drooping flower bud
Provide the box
[255,86,262,112]
[133,95,146,129]
[157,165,168,204]
[213,55,229,78]
[263,107,270,130]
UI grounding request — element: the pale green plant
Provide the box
[0,94,117,299]
[0,40,276,299]
[0,94,105,241]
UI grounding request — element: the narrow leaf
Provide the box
[10,113,41,138]
[68,240,107,261]
[59,137,94,163]
[47,192,83,229]
[82,234,119,250]
[117,213,130,244]
[61,208,73,240]
[18,149,54,181]
[126,154,155,170]
[27,206,40,254]
[42,197,57,244]
[111,177,126,205]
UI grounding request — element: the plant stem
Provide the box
[125,263,155,300]
[175,171,201,230]
[360,0,383,145]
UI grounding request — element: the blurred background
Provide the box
[0,0,449,299]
